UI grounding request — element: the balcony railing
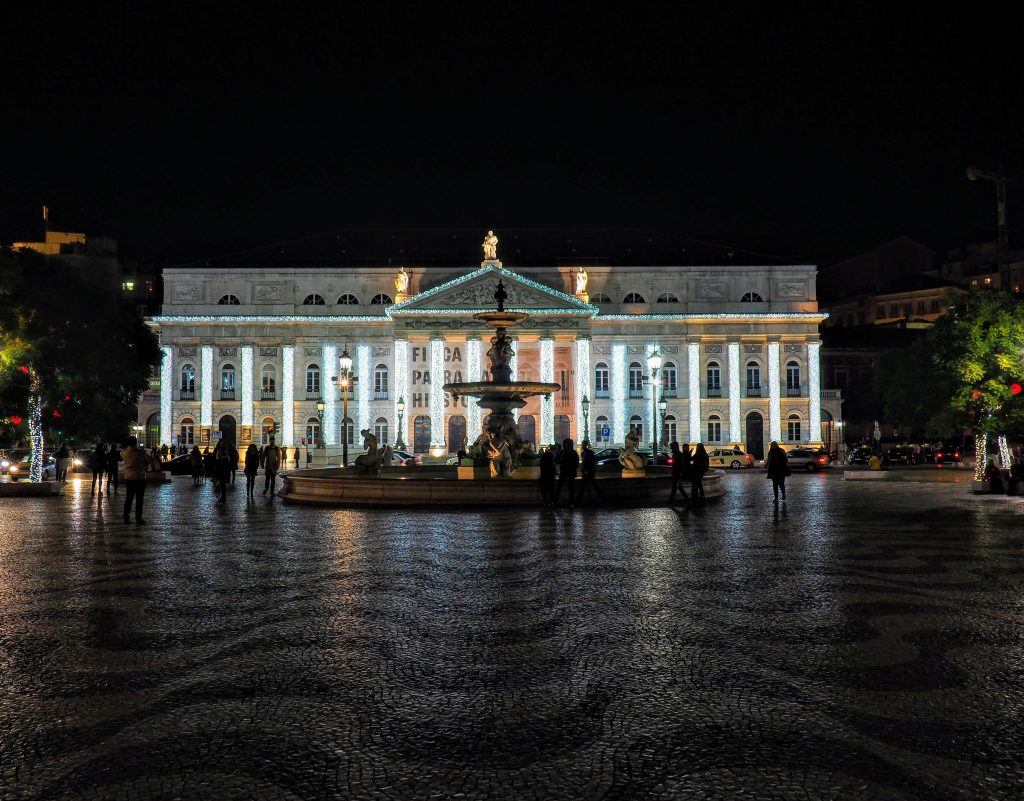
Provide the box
[786,386,802,397]
[821,389,843,400]
[661,387,677,398]
[179,390,195,400]
[746,385,762,397]
[220,390,235,401]
[261,390,277,401]
[706,386,722,398]
[628,388,644,399]
[374,389,389,400]
[306,391,321,400]
[595,388,609,398]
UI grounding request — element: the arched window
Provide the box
[786,360,801,394]
[303,294,326,305]
[787,413,801,442]
[179,416,195,446]
[374,416,389,446]
[447,415,466,452]
[623,292,646,304]
[662,361,677,396]
[370,293,392,305]
[518,414,536,444]
[261,416,276,446]
[706,361,721,396]
[629,414,644,442]
[260,364,277,399]
[220,363,236,399]
[305,417,320,447]
[413,415,431,453]
[628,362,644,397]
[305,363,320,397]
[707,414,722,443]
[337,293,359,305]
[594,415,609,444]
[656,292,679,303]
[741,291,764,302]
[594,362,609,397]
[663,413,677,444]
[745,361,761,396]
[179,363,195,398]
[341,416,355,447]
[591,292,611,304]
[374,364,389,399]
[218,294,240,305]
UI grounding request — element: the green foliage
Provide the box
[874,336,956,436]
[0,247,161,445]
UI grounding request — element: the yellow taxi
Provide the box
[706,447,756,469]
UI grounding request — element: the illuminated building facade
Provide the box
[141,255,840,459]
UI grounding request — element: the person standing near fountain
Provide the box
[554,438,579,507]
[538,448,556,507]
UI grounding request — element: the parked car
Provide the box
[1,450,56,480]
[846,447,872,465]
[167,453,196,475]
[707,447,755,469]
[782,447,832,472]
[594,447,670,466]
[346,449,421,467]
[934,445,962,465]
[886,447,912,465]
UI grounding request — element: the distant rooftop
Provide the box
[170,228,811,269]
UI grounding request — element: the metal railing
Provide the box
[786,386,802,397]
[220,390,235,401]
[261,391,276,401]
[595,388,609,398]
[746,385,761,397]
[661,387,677,398]
[706,386,722,398]
[306,391,321,400]
[374,390,389,400]
[628,388,644,399]
[179,390,195,400]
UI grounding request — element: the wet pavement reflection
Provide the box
[0,471,1022,800]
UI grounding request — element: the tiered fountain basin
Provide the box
[279,464,726,506]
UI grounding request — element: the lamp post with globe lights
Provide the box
[315,401,325,449]
[658,395,668,449]
[395,396,406,450]
[337,348,357,467]
[580,394,591,447]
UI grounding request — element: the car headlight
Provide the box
[73,458,83,466]
[0,460,8,468]
[9,465,18,473]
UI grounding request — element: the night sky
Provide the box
[2,5,1021,265]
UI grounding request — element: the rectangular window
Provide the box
[787,419,801,441]
[930,299,940,312]
[595,367,609,397]
[707,419,721,443]
[560,370,568,403]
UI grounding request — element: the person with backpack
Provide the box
[765,441,790,502]
[262,436,283,497]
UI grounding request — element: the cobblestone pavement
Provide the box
[1,471,1022,800]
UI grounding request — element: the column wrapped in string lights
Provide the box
[357,343,371,435]
[509,336,519,421]
[611,342,626,444]
[281,346,294,445]
[240,346,254,429]
[393,339,409,447]
[727,341,740,444]
[160,345,173,446]
[429,337,446,451]
[200,345,213,427]
[768,340,782,442]
[575,336,590,443]
[647,343,659,450]
[465,337,482,437]
[539,337,554,445]
[322,344,337,446]
[807,340,822,443]
[28,373,43,483]
[687,341,701,443]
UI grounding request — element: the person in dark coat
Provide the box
[228,444,239,484]
[202,446,215,483]
[213,444,231,502]
[538,449,556,508]
[765,441,790,502]
[554,438,579,507]
[691,443,710,503]
[243,443,260,498]
[104,443,122,495]
[90,442,106,495]
[578,442,602,504]
[190,445,203,485]
[668,441,691,504]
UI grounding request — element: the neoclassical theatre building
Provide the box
[142,239,840,459]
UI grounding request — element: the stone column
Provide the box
[539,336,554,445]
[465,336,482,438]
[429,337,446,452]
[281,345,295,446]
[510,335,520,421]
[240,346,254,442]
[160,345,173,446]
[322,344,337,446]
[687,340,701,443]
[357,343,371,436]
[393,338,410,447]
[767,338,782,442]
[807,339,823,446]
[200,345,213,442]
[727,339,741,446]
[574,336,591,443]
[611,342,626,444]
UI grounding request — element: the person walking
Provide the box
[578,442,602,504]
[538,448,556,508]
[554,438,579,507]
[213,444,231,502]
[691,443,710,503]
[243,443,260,498]
[104,443,121,495]
[90,442,106,495]
[228,443,239,484]
[667,441,691,504]
[55,442,71,482]
[262,436,282,497]
[765,440,790,502]
[190,445,203,485]
[202,446,214,484]
[121,436,151,524]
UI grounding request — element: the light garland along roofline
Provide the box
[386,264,598,313]
[388,307,593,317]
[592,312,829,322]
[151,315,392,324]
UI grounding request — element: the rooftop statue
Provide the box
[575,266,588,295]
[394,266,409,295]
[482,230,499,261]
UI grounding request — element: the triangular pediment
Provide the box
[389,265,595,314]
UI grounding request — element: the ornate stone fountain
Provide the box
[443,280,561,475]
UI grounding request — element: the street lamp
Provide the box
[337,347,356,467]
[658,395,668,448]
[395,396,406,450]
[580,394,591,446]
[647,349,662,453]
[315,400,325,449]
